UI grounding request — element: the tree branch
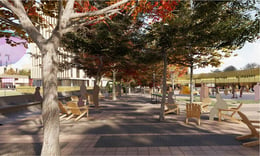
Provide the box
[57,0,64,30]
[0,0,46,50]
[64,0,75,14]
[70,0,129,19]
[0,0,19,15]
[0,17,22,28]
[59,0,75,31]
[61,10,118,34]
[127,2,137,16]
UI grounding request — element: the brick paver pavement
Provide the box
[0,93,259,156]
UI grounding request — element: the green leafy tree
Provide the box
[211,69,222,73]
[148,0,259,103]
[223,65,237,72]
[243,63,260,69]
[18,69,31,76]
[62,14,136,106]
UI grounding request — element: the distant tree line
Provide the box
[212,63,260,72]
[4,68,31,76]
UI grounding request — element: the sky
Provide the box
[10,39,260,74]
[193,39,260,74]
[0,37,27,66]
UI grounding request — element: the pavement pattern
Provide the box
[0,93,259,156]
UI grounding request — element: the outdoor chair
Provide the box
[86,94,94,105]
[165,103,180,115]
[71,95,79,102]
[236,111,260,147]
[186,103,201,125]
[99,92,105,100]
[218,103,243,123]
[66,101,89,121]
[209,93,228,121]
[58,101,71,119]
[201,97,211,113]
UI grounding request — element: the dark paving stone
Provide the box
[0,143,42,155]
[0,142,68,155]
[95,134,241,147]
[61,123,210,135]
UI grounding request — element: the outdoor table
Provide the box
[151,93,162,103]
[151,93,168,104]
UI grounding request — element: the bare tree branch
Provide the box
[62,9,121,34]
[127,4,137,16]
[58,0,75,32]
[64,0,75,13]
[69,0,129,19]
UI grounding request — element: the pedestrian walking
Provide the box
[240,86,244,98]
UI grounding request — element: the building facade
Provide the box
[30,15,109,88]
[0,74,29,88]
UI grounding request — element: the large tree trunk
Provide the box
[159,50,167,121]
[93,77,101,109]
[41,42,60,155]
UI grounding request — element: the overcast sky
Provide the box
[194,39,260,74]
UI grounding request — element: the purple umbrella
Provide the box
[0,37,27,66]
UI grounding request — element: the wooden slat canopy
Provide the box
[174,68,260,85]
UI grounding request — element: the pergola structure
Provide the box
[175,68,260,87]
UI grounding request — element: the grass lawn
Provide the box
[0,86,81,97]
[175,95,258,105]
[0,90,23,96]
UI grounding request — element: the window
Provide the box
[76,69,80,78]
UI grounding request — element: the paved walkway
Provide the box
[0,93,259,156]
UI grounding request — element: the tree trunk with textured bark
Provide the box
[159,49,167,121]
[41,40,60,155]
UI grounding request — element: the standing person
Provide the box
[200,83,209,101]
[229,85,232,93]
[80,81,87,104]
[231,84,237,98]
[253,83,260,101]
[34,87,43,102]
[34,86,43,126]
[224,86,229,95]
[209,93,228,120]
[239,85,244,98]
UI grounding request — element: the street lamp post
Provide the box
[153,71,155,93]
[170,70,174,94]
